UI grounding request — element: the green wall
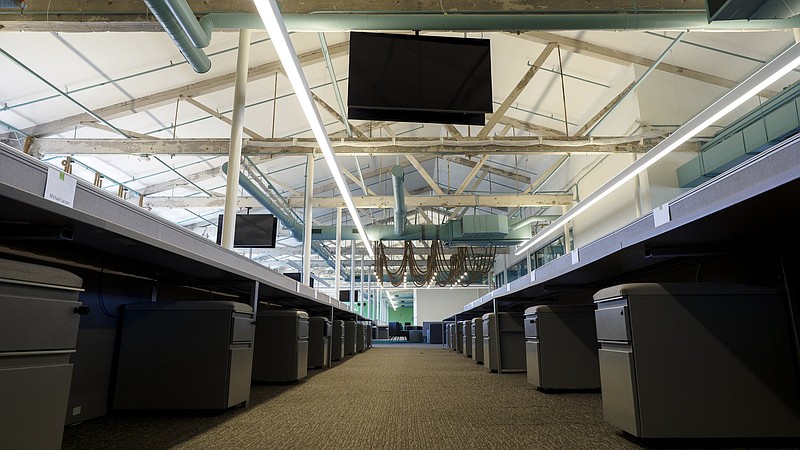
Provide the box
[388,306,414,325]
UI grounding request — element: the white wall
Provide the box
[415,287,489,323]
[571,154,639,247]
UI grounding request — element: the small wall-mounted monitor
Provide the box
[339,290,359,303]
[216,214,278,248]
[283,272,313,288]
[348,32,493,125]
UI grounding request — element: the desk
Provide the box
[444,135,800,320]
[0,147,366,423]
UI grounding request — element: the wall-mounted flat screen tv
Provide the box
[347,32,492,125]
[216,214,278,248]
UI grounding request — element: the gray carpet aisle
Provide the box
[63,342,638,449]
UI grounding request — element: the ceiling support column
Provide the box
[221,29,251,249]
[302,154,315,285]
[335,207,342,297]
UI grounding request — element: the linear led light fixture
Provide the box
[252,0,374,259]
[515,42,800,257]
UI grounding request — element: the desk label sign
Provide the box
[653,203,671,227]
[44,167,77,208]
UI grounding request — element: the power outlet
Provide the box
[72,406,81,416]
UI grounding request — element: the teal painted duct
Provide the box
[141,0,210,73]
[163,0,212,48]
[156,9,800,72]
[279,12,800,32]
[196,12,800,32]
[391,165,407,237]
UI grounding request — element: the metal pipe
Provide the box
[221,30,251,250]
[163,0,211,48]
[391,165,407,236]
[140,0,210,73]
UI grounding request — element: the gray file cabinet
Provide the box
[594,283,800,438]
[356,322,367,353]
[343,320,357,355]
[462,320,472,358]
[482,312,526,373]
[253,310,309,382]
[0,258,85,450]
[114,301,255,409]
[427,322,443,344]
[308,317,331,369]
[455,321,464,353]
[471,317,484,364]
[524,305,599,390]
[449,323,456,350]
[331,320,345,361]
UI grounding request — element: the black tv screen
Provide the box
[216,214,278,248]
[347,32,492,125]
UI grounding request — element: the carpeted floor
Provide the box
[60,344,797,449]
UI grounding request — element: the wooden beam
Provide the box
[381,124,397,138]
[24,42,350,137]
[445,156,532,185]
[144,193,574,209]
[32,136,696,156]
[342,167,378,196]
[406,155,445,195]
[454,155,490,195]
[290,193,574,208]
[573,82,636,137]
[181,95,266,140]
[517,32,778,98]
[449,171,489,220]
[506,155,569,217]
[311,92,367,138]
[141,166,223,196]
[478,42,557,138]
[444,124,463,138]
[78,122,158,139]
[496,115,566,137]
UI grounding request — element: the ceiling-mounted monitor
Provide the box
[706,0,800,21]
[347,32,493,126]
[215,214,278,248]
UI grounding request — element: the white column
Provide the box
[562,204,572,254]
[334,207,342,297]
[350,240,356,310]
[359,255,365,316]
[632,154,643,218]
[302,155,314,285]
[221,29,251,250]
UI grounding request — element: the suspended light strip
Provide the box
[516,42,800,256]
[252,0,374,258]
